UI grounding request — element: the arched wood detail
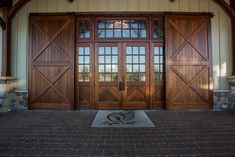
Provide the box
[0,17,6,30]
[212,0,235,18]
[8,0,31,18]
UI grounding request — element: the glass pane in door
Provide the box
[98,46,118,82]
[126,46,146,81]
[78,47,90,82]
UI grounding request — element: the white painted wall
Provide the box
[9,0,232,90]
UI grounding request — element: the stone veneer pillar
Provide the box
[0,77,28,112]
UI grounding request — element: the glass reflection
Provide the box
[79,56,84,64]
[126,56,132,63]
[126,47,132,54]
[133,56,138,63]
[126,65,132,72]
[79,47,83,55]
[99,47,104,54]
[99,56,104,63]
[106,56,111,63]
[112,56,118,63]
[112,47,118,54]
[99,65,104,72]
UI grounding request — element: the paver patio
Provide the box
[0,110,235,157]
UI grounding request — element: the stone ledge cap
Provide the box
[227,76,235,80]
[0,77,17,81]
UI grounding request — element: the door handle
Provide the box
[119,81,125,91]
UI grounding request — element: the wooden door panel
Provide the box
[165,15,212,110]
[123,43,149,109]
[126,84,146,102]
[76,44,94,109]
[29,15,75,110]
[95,44,120,109]
[77,83,91,108]
[150,44,165,109]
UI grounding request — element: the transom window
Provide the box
[97,20,147,38]
[153,19,164,39]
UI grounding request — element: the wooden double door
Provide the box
[77,42,150,109]
[29,14,212,110]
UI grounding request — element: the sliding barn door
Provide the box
[165,15,212,110]
[29,15,75,110]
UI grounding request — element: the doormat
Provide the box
[91,110,155,128]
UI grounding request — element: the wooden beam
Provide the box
[8,0,31,18]
[231,1,235,75]
[1,7,11,76]
[0,17,6,30]
[212,0,235,18]
[0,0,12,8]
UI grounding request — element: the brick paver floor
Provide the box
[0,110,234,157]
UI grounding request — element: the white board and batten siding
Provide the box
[6,0,233,90]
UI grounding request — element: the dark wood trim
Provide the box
[0,0,12,8]
[1,7,11,76]
[212,0,235,18]
[8,0,31,18]
[231,1,235,75]
[0,16,6,30]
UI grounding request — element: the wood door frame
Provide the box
[150,42,165,109]
[28,12,213,110]
[75,43,95,109]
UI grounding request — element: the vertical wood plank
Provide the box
[127,0,138,11]
[27,0,37,13]
[11,15,18,77]
[98,0,109,11]
[17,9,28,89]
[119,0,128,11]
[199,0,209,12]
[108,0,122,11]
[179,0,189,11]
[148,0,159,11]
[88,0,99,11]
[58,0,68,12]
[138,0,148,11]
[78,0,89,12]
[158,0,169,11]
[48,0,58,12]
[68,0,78,12]
[219,10,232,89]
[209,1,220,89]
[169,0,180,11]
[37,0,48,12]
[189,0,199,12]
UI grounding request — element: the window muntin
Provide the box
[154,46,164,81]
[126,46,146,81]
[78,47,90,82]
[98,46,118,82]
[97,20,147,39]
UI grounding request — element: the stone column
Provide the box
[0,77,16,112]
